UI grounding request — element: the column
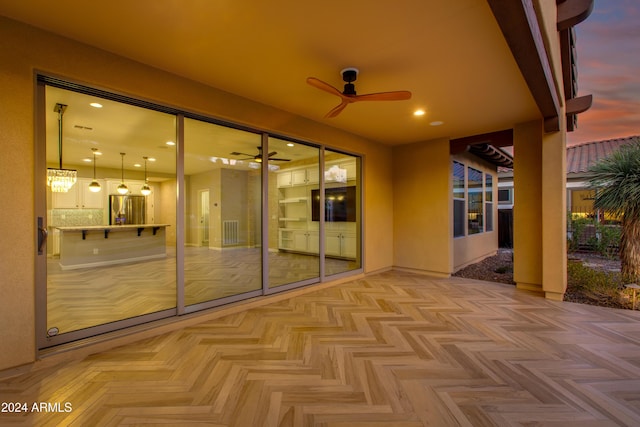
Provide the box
[513,120,543,293]
[541,128,567,300]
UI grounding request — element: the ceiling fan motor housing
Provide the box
[341,68,358,95]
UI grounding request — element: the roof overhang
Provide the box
[487,0,593,133]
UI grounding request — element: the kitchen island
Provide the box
[56,224,170,270]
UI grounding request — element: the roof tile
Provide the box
[567,135,640,174]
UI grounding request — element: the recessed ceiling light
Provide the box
[83,158,92,163]
[148,157,156,162]
[287,143,295,147]
[430,120,444,126]
[94,150,102,156]
[133,163,142,168]
[166,141,175,146]
[413,109,425,116]
[90,102,103,108]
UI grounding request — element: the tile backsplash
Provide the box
[50,209,104,227]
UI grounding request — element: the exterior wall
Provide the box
[0,17,393,371]
[392,138,452,276]
[452,152,499,271]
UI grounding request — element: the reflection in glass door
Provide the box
[44,85,177,338]
[324,150,361,276]
[267,137,320,288]
[183,119,262,308]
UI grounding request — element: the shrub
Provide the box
[566,260,629,307]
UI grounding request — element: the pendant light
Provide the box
[47,103,77,192]
[88,148,101,193]
[116,153,128,195]
[141,156,151,196]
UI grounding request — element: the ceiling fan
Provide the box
[307,68,412,118]
[230,147,290,162]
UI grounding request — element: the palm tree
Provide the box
[588,143,640,282]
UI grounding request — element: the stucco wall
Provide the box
[0,16,393,371]
[392,138,452,276]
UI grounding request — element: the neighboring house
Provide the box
[498,136,640,246]
[0,2,593,373]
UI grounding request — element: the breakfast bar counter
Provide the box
[56,224,170,270]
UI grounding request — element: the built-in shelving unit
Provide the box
[276,160,357,259]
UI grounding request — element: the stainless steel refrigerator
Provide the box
[109,195,146,225]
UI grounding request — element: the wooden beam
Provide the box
[566,94,592,115]
[450,129,513,154]
[557,0,594,30]
[487,0,561,132]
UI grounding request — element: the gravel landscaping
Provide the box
[453,249,634,309]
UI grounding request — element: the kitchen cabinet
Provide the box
[325,231,356,259]
[277,166,319,187]
[52,178,104,209]
[278,229,318,254]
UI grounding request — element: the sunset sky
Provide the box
[567,0,640,145]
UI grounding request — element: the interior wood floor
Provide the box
[5,270,640,426]
[47,247,356,334]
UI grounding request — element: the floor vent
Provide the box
[223,220,239,245]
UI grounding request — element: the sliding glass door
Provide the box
[183,118,263,308]
[43,85,177,340]
[324,150,362,276]
[37,78,363,349]
[267,137,320,288]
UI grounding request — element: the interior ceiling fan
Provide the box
[230,146,290,162]
[307,68,412,118]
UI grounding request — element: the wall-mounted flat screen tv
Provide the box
[311,186,356,222]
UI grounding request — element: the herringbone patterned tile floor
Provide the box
[2,270,640,426]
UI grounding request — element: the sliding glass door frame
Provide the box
[34,75,363,351]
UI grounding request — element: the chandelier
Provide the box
[47,103,77,193]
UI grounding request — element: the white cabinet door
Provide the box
[78,179,104,208]
[52,184,79,208]
[291,169,307,186]
[277,171,292,188]
[293,231,308,252]
[325,232,356,258]
[325,232,341,256]
[307,231,319,253]
[306,167,319,184]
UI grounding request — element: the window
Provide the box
[467,167,483,235]
[453,161,465,237]
[498,188,512,204]
[485,173,493,232]
[452,161,495,237]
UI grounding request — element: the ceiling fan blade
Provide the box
[268,158,290,162]
[325,100,350,118]
[353,91,412,102]
[230,151,255,157]
[307,77,346,98]
[267,151,278,157]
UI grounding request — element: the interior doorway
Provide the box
[198,189,210,247]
